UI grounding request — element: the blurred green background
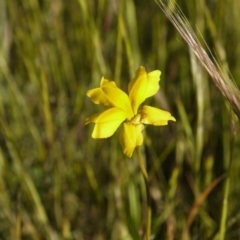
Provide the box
[1,0,240,239]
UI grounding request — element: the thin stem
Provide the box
[219,176,229,240]
[219,121,234,240]
[136,147,151,240]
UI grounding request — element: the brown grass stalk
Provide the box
[155,0,240,119]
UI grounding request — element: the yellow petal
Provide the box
[119,122,143,158]
[85,107,128,138]
[128,66,161,114]
[101,86,133,119]
[86,77,117,107]
[87,77,134,119]
[147,70,162,95]
[139,105,176,125]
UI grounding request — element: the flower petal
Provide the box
[128,66,161,114]
[119,122,143,158]
[86,77,118,107]
[85,107,128,138]
[101,87,133,119]
[147,70,162,96]
[87,77,134,119]
[139,105,176,125]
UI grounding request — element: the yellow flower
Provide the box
[85,66,176,157]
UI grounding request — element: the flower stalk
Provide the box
[85,66,176,239]
[136,147,151,240]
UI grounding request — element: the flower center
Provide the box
[128,114,141,125]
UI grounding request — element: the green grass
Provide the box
[0,0,240,239]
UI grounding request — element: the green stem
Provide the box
[219,176,230,240]
[219,135,234,240]
[136,147,151,240]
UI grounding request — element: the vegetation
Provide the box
[0,0,240,239]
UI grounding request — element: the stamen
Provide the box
[129,114,141,125]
